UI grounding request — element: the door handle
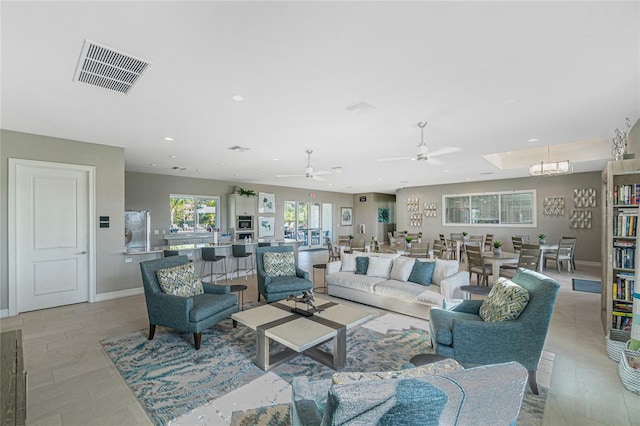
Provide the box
[76,251,87,255]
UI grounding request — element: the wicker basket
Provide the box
[619,349,640,394]
[606,329,631,362]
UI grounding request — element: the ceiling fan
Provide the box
[277,150,331,181]
[377,121,461,165]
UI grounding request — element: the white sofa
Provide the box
[325,252,469,320]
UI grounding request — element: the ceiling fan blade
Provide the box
[314,170,331,176]
[429,146,462,157]
[424,157,445,166]
[276,174,304,178]
[377,156,414,162]
[312,175,326,181]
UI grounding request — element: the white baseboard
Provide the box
[95,287,144,302]
[0,309,9,318]
[576,260,601,267]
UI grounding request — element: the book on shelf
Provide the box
[614,272,636,301]
[613,213,637,237]
[613,183,640,205]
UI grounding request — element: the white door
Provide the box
[10,160,94,313]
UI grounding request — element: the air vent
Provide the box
[74,40,151,94]
[228,145,250,152]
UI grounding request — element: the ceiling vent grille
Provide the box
[73,40,151,94]
[228,145,250,152]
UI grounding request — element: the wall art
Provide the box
[569,210,592,229]
[407,198,419,212]
[258,216,275,237]
[543,197,565,215]
[258,192,275,213]
[341,207,353,226]
[378,208,390,223]
[423,202,438,217]
[409,213,422,227]
[573,188,597,208]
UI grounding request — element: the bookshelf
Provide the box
[601,159,640,334]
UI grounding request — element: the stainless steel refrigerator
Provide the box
[125,210,150,250]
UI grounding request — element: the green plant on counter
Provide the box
[462,231,468,237]
[538,233,546,239]
[349,234,354,239]
[493,240,503,248]
[236,187,257,197]
[406,237,413,243]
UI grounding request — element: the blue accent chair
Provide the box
[255,246,312,302]
[429,268,560,394]
[140,255,238,349]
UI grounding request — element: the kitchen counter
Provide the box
[123,239,302,255]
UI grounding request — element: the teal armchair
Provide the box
[429,268,559,394]
[255,246,312,302]
[140,255,238,349]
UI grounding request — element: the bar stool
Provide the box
[200,247,227,283]
[232,244,254,280]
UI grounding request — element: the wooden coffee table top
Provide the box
[232,299,373,352]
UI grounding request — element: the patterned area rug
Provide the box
[101,314,547,425]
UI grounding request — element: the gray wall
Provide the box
[0,130,127,310]
[125,172,355,248]
[396,171,602,263]
[352,192,396,244]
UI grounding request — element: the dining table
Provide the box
[482,250,520,281]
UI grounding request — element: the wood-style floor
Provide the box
[0,250,637,425]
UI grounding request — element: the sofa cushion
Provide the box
[374,280,428,300]
[408,260,436,286]
[326,272,385,293]
[341,253,357,272]
[323,378,448,426]
[479,277,530,322]
[389,257,416,282]
[366,256,394,278]
[355,256,369,275]
[432,259,459,285]
[156,263,204,297]
[263,251,296,277]
[415,286,445,307]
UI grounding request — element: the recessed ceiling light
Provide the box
[528,138,539,142]
[466,178,472,181]
[219,163,226,166]
[169,155,178,159]
[377,178,382,181]
[196,169,202,172]
[410,158,417,161]
[272,158,279,161]
[231,95,244,102]
[328,183,333,186]
[443,170,449,173]
[150,163,157,167]
[163,137,174,141]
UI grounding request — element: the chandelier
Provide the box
[529,146,570,176]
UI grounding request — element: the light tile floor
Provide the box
[0,250,637,425]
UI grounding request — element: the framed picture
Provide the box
[341,207,353,226]
[378,208,390,223]
[258,192,275,213]
[258,216,275,237]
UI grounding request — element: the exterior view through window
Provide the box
[170,195,220,232]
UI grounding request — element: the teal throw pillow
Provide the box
[355,256,369,275]
[408,260,435,286]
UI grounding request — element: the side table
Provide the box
[230,284,248,311]
[312,263,327,294]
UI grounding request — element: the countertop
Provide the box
[124,239,302,255]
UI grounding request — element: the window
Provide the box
[443,190,536,226]
[170,194,220,232]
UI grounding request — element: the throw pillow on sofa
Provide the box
[341,253,357,272]
[156,263,204,297]
[355,257,369,275]
[431,259,459,285]
[366,256,394,278]
[479,277,530,322]
[408,260,436,286]
[263,251,296,277]
[390,257,416,282]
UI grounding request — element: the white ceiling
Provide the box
[2,1,639,195]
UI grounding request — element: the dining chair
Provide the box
[350,238,366,252]
[499,244,541,278]
[444,239,458,260]
[409,242,429,258]
[543,238,574,272]
[432,239,444,259]
[450,232,463,241]
[561,236,577,270]
[511,236,524,253]
[370,237,380,253]
[484,234,494,252]
[462,241,481,264]
[469,235,484,248]
[326,239,340,262]
[439,233,446,243]
[466,244,492,286]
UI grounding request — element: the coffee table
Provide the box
[231,299,373,371]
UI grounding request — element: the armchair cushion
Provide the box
[408,259,435,286]
[189,293,238,322]
[479,277,530,322]
[155,263,204,297]
[263,251,296,277]
[331,359,463,385]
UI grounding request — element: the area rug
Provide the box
[101,316,432,425]
[572,278,602,294]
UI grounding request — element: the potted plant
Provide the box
[538,233,546,244]
[349,234,354,240]
[405,236,413,249]
[235,187,257,197]
[493,240,503,255]
[462,231,468,241]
